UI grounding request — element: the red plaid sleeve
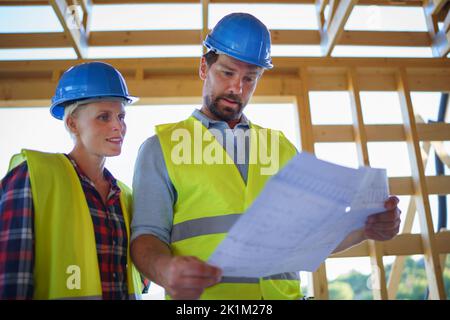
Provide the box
[0,162,34,300]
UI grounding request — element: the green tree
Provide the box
[328,281,354,299]
[327,255,450,300]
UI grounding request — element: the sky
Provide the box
[0,3,448,299]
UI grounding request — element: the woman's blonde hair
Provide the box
[63,102,86,139]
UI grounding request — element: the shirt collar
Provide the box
[64,154,119,192]
[192,109,250,129]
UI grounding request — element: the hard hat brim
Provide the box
[50,95,139,120]
[204,39,273,69]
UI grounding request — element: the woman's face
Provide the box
[68,101,126,157]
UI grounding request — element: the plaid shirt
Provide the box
[0,155,130,300]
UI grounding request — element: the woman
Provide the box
[0,62,142,299]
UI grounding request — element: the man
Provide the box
[130,13,401,300]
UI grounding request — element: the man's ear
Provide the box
[199,56,208,80]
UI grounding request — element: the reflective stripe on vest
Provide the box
[157,117,302,300]
[9,150,142,299]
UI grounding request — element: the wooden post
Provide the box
[348,68,388,300]
[396,68,446,299]
[201,0,209,54]
[297,67,329,299]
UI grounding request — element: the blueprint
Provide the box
[208,152,388,277]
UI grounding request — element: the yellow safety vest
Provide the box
[8,149,142,300]
[156,116,302,299]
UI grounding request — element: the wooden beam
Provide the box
[348,68,388,300]
[315,0,329,29]
[308,264,329,299]
[1,57,449,73]
[201,0,209,54]
[423,0,450,56]
[2,71,450,104]
[320,0,357,56]
[432,141,450,168]
[330,230,450,258]
[49,0,88,58]
[324,0,338,31]
[338,31,431,47]
[388,137,430,299]
[396,68,446,299]
[388,176,450,196]
[79,0,93,38]
[312,123,450,143]
[0,33,70,48]
[89,30,201,46]
[297,67,315,153]
[348,69,369,167]
[0,30,431,49]
[296,67,329,299]
[431,29,450,57]
[2,69,450,103]
[1,58,450,104]
[425,0,448,16]
[444,8,450,33]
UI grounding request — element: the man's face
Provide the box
[200,54,264,122]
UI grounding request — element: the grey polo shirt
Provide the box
[131,109,252,244]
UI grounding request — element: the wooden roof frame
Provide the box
[0,0,449,57]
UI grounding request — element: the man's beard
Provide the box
[205,94,244,121]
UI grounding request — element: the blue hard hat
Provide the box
[204,13,273,69]
[50,61,138,120]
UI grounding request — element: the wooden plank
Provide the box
[426,0,448,15]
[426,175,450,195]
[315,0,329,29]
[0,74,301,102]
[444,8,450,33]
[338,31,431,47]
[432,141,450,168]
[438,230,450,253]
[320,0,357,56]
[431,29,450,57]
[424,0,450,56]
[387,139,430,299]
[388,176,450,196]
[396,68,446,299]
[3,76,450,106]
[80,0,92,38]
[1,58,450,104]
[348,69,369,168]
[297,67,315,153]
[348,68,388,300]
[0,33,70,48]
[49,0,88,58]
[89,30,201,46]
[296,67,329,299]
[1,57,449,73]
[202,0,209,54]
[312,123,450,143]
[324,0,338,30]
[308,264,329,300]
[331,231,450,258]
[0,30,431,48]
